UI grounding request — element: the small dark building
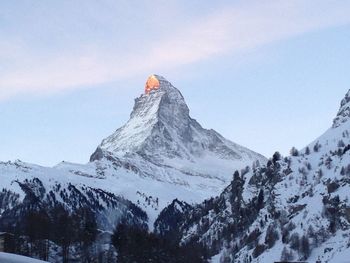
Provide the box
[0,232,15,253]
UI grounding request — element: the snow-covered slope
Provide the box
[235,90,350,263]
[157,89,350,263]
[0,252,48,263]
[0,75,266,228]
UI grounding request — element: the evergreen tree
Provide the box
[313,142,321,152]
[265,223,279,248]
[272,151,281,163]
[305,147,310,155]
[73,207,98,262]
[338,140,345,148]
[300,235,310,259]
[51,205,75,263]
[231,171,244,205]
[257,189,264,210]
[290,147,299,157]
[325,156,333,169]
[280,247,294,261]
[290,233,300,251]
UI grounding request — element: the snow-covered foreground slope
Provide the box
[0,75,266,228]
[0,252,48,263]
[156,90,350,263]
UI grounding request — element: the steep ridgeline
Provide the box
[0,75,266,232]
[155,90,350,263]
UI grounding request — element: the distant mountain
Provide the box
[157,89,350,262]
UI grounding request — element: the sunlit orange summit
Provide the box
[145,75,160,94]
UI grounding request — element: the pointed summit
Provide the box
[144,74,178,94]
[93,74,189,158]
[145,75,160,94]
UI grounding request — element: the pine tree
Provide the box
[341,166,346,176]
[272,152,281,163]
[290,147,299,156]
[300,235,310,259]
[281,247,294,261]
[305,147,310,155]
[231,171,244,205]
[313,142,321,152]
[265,223,279,248]
[51,205,75,263]
[325,156,333,169]
[73,207,98,262]
[290,233,300,251]
[338,140,345,148]
[257,189,264,210]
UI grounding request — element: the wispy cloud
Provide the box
[1,0,349,100]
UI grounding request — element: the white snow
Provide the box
[0,253,48,263]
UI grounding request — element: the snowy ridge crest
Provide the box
[333,89,350,128]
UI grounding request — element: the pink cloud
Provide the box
[1,0,349,101]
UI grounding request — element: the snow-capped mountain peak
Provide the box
[90,75,266,184]
[94,74,190,158]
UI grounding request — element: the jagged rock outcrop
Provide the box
[333,90,350,128]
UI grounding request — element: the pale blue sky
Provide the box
[0,1,350,166]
